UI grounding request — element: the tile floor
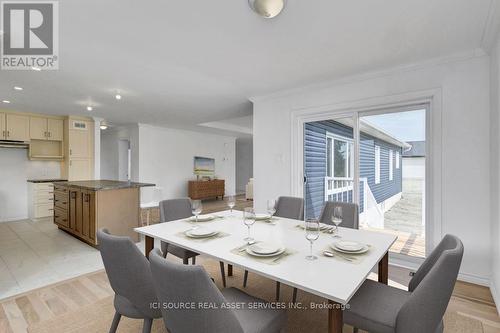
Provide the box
[0,218,103,299]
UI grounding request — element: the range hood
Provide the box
[0,140,29,149]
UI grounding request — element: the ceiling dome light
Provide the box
[2,100,11,104]
[100,124,108,130]
[13,86,23,91]
[248,0,285,18]
[86,106,93,111]
[115,94,121,100]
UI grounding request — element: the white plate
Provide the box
[248,243,280,255]
[246,247,286,257]
[330,243,369,254]
[189,214,215,222]
[184,229,219,238]
[254,214,272,220]
[335,240,364,252]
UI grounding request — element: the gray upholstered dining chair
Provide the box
[275,196,304,220]
[243,196,305,302]
[345,234,464,333]
[160,198,228,287]
[288,201,360,303]
[149,248,287,333]
[159,198,199,264]
[319,201,359,229]
[97,229,161,333]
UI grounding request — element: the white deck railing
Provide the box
[324,176,354,202]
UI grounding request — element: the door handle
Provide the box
[6,131,9,137]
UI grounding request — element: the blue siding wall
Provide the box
[304,120,403,219]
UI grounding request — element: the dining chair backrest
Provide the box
[319,201,359,229]
[159,198,192,222]
[97,229,159,318]
[275,196,304,220]
[149,249,244,333]
[396,234,464,333]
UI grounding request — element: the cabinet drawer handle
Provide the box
[71,192,76,199]
[54,215,59,218]
[48,208,54,211]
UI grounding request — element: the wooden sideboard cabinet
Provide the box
[188,180,225,200]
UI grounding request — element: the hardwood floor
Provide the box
[0,263,499,333]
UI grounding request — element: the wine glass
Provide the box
[191,200,202,227]
[305,218,320,260]
[331,206,342,238]
[243,207,255,242]
[227,195,235,213]
[267,199,276,219]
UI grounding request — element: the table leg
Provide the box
[145,235,154,259]
[328,300,343,333]
[378,251,389,284]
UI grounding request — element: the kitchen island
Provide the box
[52,180,154,245]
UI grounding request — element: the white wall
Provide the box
[236,137,253,194]
[137,124,235,202]
[253,54,491,284]
[0,148,61,222]
[490,37,500,311]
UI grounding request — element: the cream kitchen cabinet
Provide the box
[3,113,30,141]
[62,117,94,181]
[29,116,63,141]
[28,182,55,219]
[0,113,5,139]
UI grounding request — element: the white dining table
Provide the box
[135,210,396,333]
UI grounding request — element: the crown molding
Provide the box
[249,48,487,104]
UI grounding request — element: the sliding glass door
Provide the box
[303,106,427,259]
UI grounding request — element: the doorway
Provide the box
[118,139,131,181]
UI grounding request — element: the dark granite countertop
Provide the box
[52,180,155,191]
[27,179,68,183]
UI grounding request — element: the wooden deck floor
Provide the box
[361,225,426,258]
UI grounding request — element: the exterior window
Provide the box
[375,145,381,184]
[389,149,394,181]
[396,151,400,169]
[327,137,332,177]
[327,135,353,179]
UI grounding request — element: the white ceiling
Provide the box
[0,0,495,135]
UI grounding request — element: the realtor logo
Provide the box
[1,1,58,70]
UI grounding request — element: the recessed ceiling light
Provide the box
[31,66,41,71]
[2,100,11,104]
[115,94,122,100]
[13,86,23,91]
[86,106,93,111]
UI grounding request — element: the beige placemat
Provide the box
[230,243,297,265]
[295,223,337,234]
[174,230,230,242]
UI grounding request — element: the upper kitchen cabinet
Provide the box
[5,113,29,141]
[0,113,5,139]
[48,119,64,141]
[29,116,64,141]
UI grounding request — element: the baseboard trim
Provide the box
[389,253,490,287]
[490,279,500,316]
[0,215,29,223]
